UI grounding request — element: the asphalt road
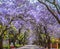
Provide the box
[17,45,44,49]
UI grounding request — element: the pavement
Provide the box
[17,45,44,49]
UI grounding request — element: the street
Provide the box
[17,45,44,49]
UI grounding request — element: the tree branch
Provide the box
[46,0,60,14]
[38,0,60,24]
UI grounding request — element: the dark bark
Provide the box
[44,26,51,49]
[38,0,60,24]
[0,36,3,49]
[48,37,50,49]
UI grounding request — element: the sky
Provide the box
[28,0,38,4]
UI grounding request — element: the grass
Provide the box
[3,45,10,49]
[3,44,23,49]
[15,44,23,47]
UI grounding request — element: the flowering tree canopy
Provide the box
[0,0,60,41]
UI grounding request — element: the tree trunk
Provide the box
[0,37,3,49]
[48,37,51,49]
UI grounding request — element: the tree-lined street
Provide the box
[0,0,60,49]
